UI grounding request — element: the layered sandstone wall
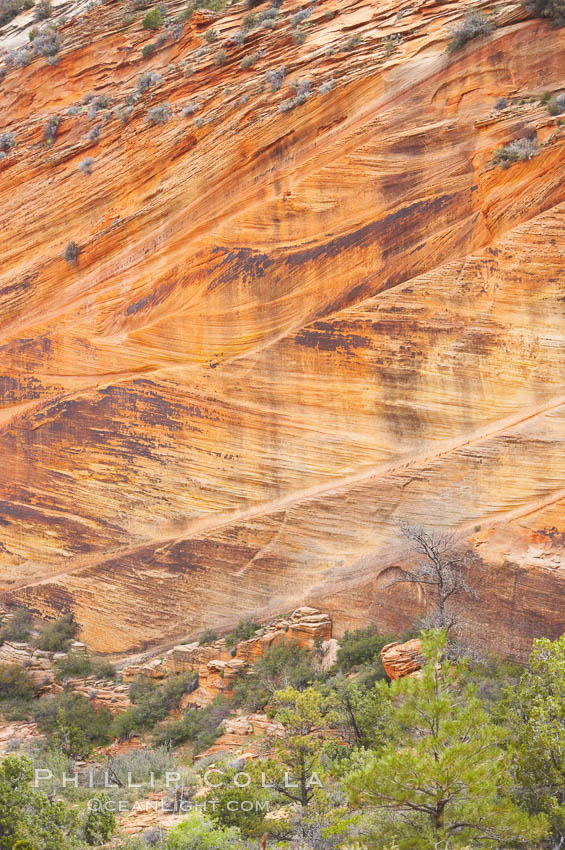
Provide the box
[0,0,564,658]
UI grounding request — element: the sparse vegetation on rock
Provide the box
[447,11,493,52]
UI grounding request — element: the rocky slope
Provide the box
[0,0,564,658]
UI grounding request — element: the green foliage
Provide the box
[180,0,227,20]
[224,619,260,649]
[199,628,218,645]
[344,631,549,849]
[0,755,78,850]
[36,614,78,653]
[336,625,394,674]
[154,694,230,753]
[209,771,273,838]
[113,672,198,739]
[0,664,35,702]
[527,0,565,26]
[166,811,243,849]
[232,640,317,712]
[83,796,116,845]
[0,0,33,27]
[447,11,493,51]
[501,633,565,843]
[53,651,116,682]
[142,6,163,28]
[263,686,339,810]
[492,136,537,167]
[0,608,33,643]
[33,692,112,757]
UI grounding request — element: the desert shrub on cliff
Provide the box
[142,6,163,28]
[34,691,113,756]
[231,640,318,712]
[224,618,260,649]
[549,93,565,114]
[240,51,260,70]
[137,70,162,93]
[199,627,218,645]
[0,607,33,642]
[492,136,537,167]
[0,0,33,27]
[63,241,79,264]
[53,650,116,681]
[0,664,36,720]
[0,130,15,151]
[147,103,170,124]
[36,613,78,652]
[527,0,565,25]
[79,156,94,175]
[336,626,394,675]
[447,11,493,51]
[42,114,60,143]
[113,671,198,739]
[33,0,51,21]
[154,694,231,752]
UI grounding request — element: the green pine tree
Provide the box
[344,631,548,849]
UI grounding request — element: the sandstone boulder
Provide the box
[381,639,424,680]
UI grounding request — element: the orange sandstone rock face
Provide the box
[0,0,565,659]
[381,639,424,680]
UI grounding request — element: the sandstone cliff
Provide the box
[1,0,564,658]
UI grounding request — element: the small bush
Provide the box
[265,66,284,91]
[247,0,264,7]
[154,694,230,752]
[232,640,317,711]
[527,0,565,26]
[63,241,79,265]
[240,51,259,70]
[34,692,112,756]
[87,95,111,119]
[0,131,15,152]
[292,27,305,44]
[214,48,226,65]
[0,665,35,702]
[290,5,311,26]
[447,11,493,52]
[142,6,163,28]
[0,0,33,27]
[336,625,394,674]
[0,608,32,642]
[548,93,565,115]
[32,25,61,57]
[492,135,537,167]
[142,42,156,58]
[36,613,78,652]
[137,70,162,93]
[84,797,116,846]
[199,628,218,645]
[319,78,334,95]
[43,115,60,143]
[147,103,170,124]
[495,96,508,110]
[204,26,217,41]
[88,124,100,142]
[113,671,197,739]
[341,33,360,51]
[224,619,260,649]
[33,0,51,21]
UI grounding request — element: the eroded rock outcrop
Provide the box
[0,0,564,661]
[381,639,424,680]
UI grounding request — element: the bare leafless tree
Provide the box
[387,524,478,633]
